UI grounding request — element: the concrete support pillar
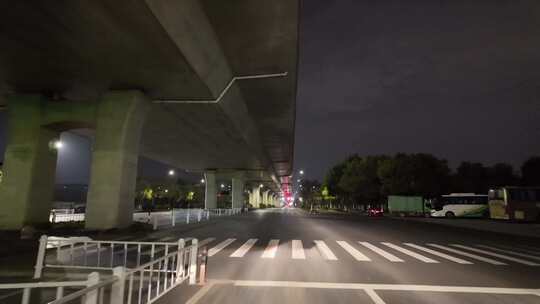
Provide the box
[85,91,148,230]
[262,190,270,205]
[231,173,245,209]
[204,171,217,209]
[0,95,59,229]
[251,186,260,208]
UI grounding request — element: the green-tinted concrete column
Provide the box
[231,173,245,209]
[204,171,217,209]
[0,95,59,229]
[262,190,270,205]
[252,186,260,208]
[85,91,149,230]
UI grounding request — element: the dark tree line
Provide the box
[322,154,540,208]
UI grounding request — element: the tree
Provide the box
[453,162,489,193]
[487,163,518,188]
[378,153,450,198]
[521,157,540,186]
[338,156,387,206]
[298,179,321,209]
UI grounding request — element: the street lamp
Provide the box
[259,184,264,188]
[220,184,225,189]
[299,170,304,175]
[200,179,205,184]
[168,170,175,176]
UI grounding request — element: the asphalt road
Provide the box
[152,208,540,304]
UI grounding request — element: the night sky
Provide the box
[1,1,540,183]
[294,0,540,180]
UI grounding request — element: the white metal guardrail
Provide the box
[134,208,243,230]
[48,208,244,227]
[3,236,199,304]
[48,241,199,304]
[0,273,100,304]
[34,235,195,280]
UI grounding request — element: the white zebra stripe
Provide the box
[404,243,472,264]
[451,245,539,266]
[428,244,506,265]
[359,242,404,262]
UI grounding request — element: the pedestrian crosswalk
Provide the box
[190,237,540,267]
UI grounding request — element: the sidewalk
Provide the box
[392,217,540,239]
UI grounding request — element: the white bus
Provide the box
[429,193,489,218]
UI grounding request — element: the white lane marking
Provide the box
[477,245,540,261]
[404,243,472,264]
[314,240,338,260]
[451,244,540,266]
[428,244,506,265]
[159,236,178,242]
[336,241,371,261]
[231,280,540,296]
[198,238,216,247]
[208,238,236,256]
[230,239,258,257]
[261,239,280,259]
[497,245,540,256]
[186,282,215,304]
[359,242,403,262]
[365,289,386,304]
[292,240,306,260]
[381,242,439,263]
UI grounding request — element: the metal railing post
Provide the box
[186,209,190,224]
[33,235,48,279]
[21,287,30,304]
[110,267,126,304]
[189,239,198,285]
[197,210,202,222]
[172,209,175,227]
[206,210,210,220]
[84,272,100,304]
[176,239,185,281]
[153,215,158,230]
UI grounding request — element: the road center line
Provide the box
[230,280,540,296]
[365,289,386,304]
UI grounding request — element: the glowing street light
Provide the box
[259,184,264,188]
[200,179,205,184]
[220,184,225,189]
[53,140,63,149]
[299,170,304,175]
[168,170,175,176]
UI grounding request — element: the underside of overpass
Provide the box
[0,0,299,229]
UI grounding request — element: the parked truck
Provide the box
[387,195,428,216]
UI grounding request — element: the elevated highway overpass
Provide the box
[0,0,299,229]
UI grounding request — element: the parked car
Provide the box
[368,207,384,217]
